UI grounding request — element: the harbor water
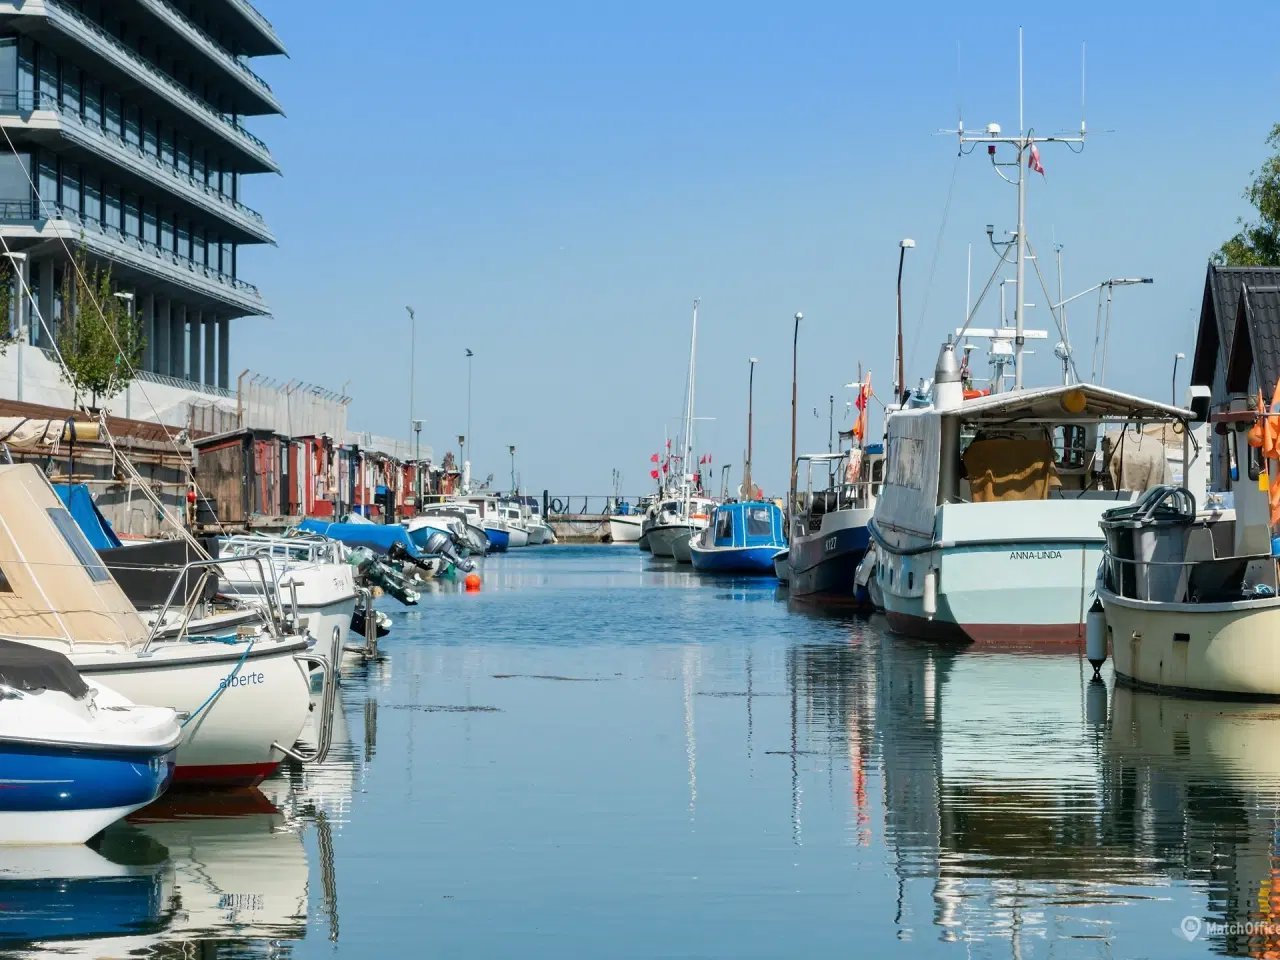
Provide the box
[13,545,1280,958]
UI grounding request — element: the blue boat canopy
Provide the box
[297,519,426,558]
[53,484,121,551]
[710,501,786,549]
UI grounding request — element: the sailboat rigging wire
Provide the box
[907,154,961,374]
[957,243,1009,341]
[0,121,225,543]
[1023,236,1082,383]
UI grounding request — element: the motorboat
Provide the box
[782,447,883,596]
[1095,393,1280,697]
[416,502,491,554]
[638,500,658,552]
[497,500,532,547]
[609,501,647,544]
[216,534,360,664]
[465,497,516,551]
[773,549,789,582]
[0,639,180,844]
[0,464,334,788]
[872,350,1199,644]
[515,496,552,545]
[647,496,715,561]
[689,501,786,574]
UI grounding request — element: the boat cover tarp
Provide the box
[297,519,424,558]
[878,411,941,539]
[963,439,1061,502]
[1102,429,1171,492]
[0,637,89,697]
[0,417,100,449]
[53,483,122,551]
[0,465,146,645]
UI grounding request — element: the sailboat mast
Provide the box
[683,298,700,501]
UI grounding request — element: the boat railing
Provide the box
[1101,549,1274,604]
[142,555,283,652]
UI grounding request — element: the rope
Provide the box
[180,639,253,729]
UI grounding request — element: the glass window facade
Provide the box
[0,38,16,110]
[36,152,56,215]
[0,151,30,206]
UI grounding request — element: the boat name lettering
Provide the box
[1009,550,1063,560]
[219,672,266,689]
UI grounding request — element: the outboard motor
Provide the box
[420,529,476,573]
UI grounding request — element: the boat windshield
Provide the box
[746,507,772,537]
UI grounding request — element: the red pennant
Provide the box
[666,439,672,449]
[650,469,659,479]
[650,453,659,463]
[661,462,669,474]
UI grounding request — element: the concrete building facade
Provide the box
[0,0,283,392]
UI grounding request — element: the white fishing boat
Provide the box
[467,497,522,550]
[0,463,335,788]
[1096,395,1280,697]
[873,368,1193,644]
[647,497,715,561]
[499,500,534,547]
[608,512,645,543]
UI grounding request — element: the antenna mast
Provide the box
[943,27,1087,390]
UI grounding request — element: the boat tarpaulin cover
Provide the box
[0,464,146,645]
[0,416,100,449]
[1102,429,1171,492]
[963,439,1062,502]
[0,637,89,697]
[53,483,122,551]
[878,411,941,540]
[297,519,424,558]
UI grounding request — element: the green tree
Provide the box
[1216,123,1280,266]
[56,242,145,409]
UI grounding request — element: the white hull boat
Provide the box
[0,464,335,789]
[609,514,644,543]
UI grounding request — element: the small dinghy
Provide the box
[0,640,180,845]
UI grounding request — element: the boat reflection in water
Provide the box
[794,629,1280,954]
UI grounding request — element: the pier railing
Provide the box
[541,494,650,517]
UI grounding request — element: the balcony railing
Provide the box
[0,91,271,238]
[137,367,234,398]
[222,0,282,48]
[44,0,276,167]
[134,0,279,105]
[0,198,264,306]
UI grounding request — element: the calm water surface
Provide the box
[8,545,1280,957]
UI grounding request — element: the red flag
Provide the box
[650,453,659,463]
[666,439,672,449]
[699,454,706,464]
[707,454,711,465]
[661,462,669,474]
[1028,143,1045,177]
[650,469,659,479]
[855,385,867,412]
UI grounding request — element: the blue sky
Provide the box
[237,0,1280,496]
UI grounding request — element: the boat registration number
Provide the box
[825,537,838,552]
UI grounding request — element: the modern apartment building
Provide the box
[0,0,283,392]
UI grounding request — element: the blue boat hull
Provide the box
[689,544,783,574]
[787,524,870,597]
[484,526,510,552]
[0,741,175,843]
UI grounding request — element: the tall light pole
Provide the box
[790,312,802,524]
[1172,352,1185,406]
[465,348,473,470]
[895,239,915,403]
[509,445,516,493]
[406,305,415,446]
[745,357,758,500]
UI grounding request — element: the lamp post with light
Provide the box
[789,313,802,525]
[895,239,914,403]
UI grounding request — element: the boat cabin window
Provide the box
[661,501,679,515]
[715,510,734,539]
[1053,424,1090,470]
[746,507,772,537]
[48,507,110,582]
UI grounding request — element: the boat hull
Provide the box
[0,743,174,844]
[638,530,652,553]
[1103,587,1280,698]
[71,641,314,787]
[878,539,1100,644]
[773,549,789,582]
[648,525,691,561]
[506,527,530,548]
[788,521,870,598]
[608,516,644,543]
[689,543,782,574]
[483,527,510,552]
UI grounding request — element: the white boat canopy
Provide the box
[957,384,1192,423]
[0,463,146,647]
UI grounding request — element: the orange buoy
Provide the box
[464,573,482,591]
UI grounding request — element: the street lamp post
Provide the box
[1172,352,1185,406]
[465,349,474,472]
[896,239,915,404]
[790,312,802,526]
[457,435,466,493]
[745,357,758,500]
[406,305,415,447]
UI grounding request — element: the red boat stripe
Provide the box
[173,761,280,788]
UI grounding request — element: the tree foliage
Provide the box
[56,243,145,407]
[1217,123,1280,266]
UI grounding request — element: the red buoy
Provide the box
[464,573,482,591]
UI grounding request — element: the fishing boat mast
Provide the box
[681,298,700,512]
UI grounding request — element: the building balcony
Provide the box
[0,198,269,316]
[3,0,279,174]
[131,0,283,117]
[212,0,286,58]
[0,92,274,244]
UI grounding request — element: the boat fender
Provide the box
[922,569,937,619]
[1085,597,1107,679]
